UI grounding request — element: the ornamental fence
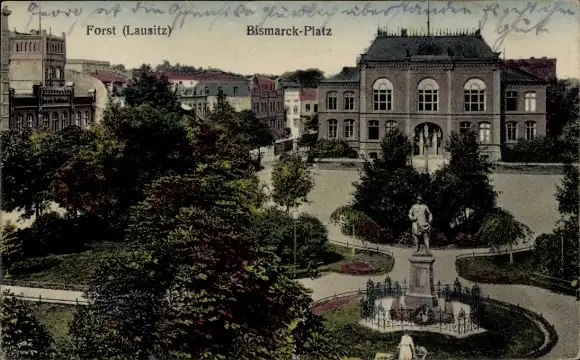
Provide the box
[454,244,535,260]
[359,278,483,335]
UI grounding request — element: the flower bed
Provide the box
[340,260,377,275]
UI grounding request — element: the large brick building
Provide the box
[318,28,555,161]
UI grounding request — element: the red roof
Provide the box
[504,58,557,82]
[162,72,248,82]
[252,75,276,89]
[89,71,128,84]
[300,88,317,101]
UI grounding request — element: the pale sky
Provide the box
[4,0,580,78]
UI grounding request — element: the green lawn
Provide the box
[7,242,133,286]
[318,297,546,360]
[456,251,578,296]
[34,303,77,352]
[319,244,394,276]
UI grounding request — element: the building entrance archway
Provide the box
[413,122,443,156]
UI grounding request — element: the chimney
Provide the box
[401,28,408,37]
[530,57,535,59]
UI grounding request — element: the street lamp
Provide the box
[557,215,569,278]
[293,211,299,278]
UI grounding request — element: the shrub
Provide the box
[431,230,448,247]
[454,232,475,248]
[501,136,573,163]
[340,260,376,275]
[307,139,358,162]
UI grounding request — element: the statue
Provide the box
[409,195,433,254]
[397,333,415,360]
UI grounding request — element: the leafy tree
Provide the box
[556,163,579,216]
[429,131,497,234]
[124,64,180,112]
[251,207,329,268]
[351,129,424,242]
[329,205,382,246]
[534,214,579,280]
[1,292,56,360]
[547,79,580,138]
[70,171,342,359]
[307,139,358,162]
[476,208,533,264]
[237,109,275,150]
[298,115,319,150]
[0,129,50,218]
[279,69,325,88]
[271,153,315,213]
[111,63,126,71]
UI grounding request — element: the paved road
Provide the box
[2,285,87,305]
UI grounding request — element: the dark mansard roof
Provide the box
[362,33,500,61]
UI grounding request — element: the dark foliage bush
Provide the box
[307,139,358,162]
[501,136,576,163]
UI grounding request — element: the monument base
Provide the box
[406,253,437,311]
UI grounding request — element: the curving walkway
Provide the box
[298,228,579,360]
[1,285,88,305]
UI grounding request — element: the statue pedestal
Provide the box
[405,253,437,310]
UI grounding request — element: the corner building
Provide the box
[318,29,554,161]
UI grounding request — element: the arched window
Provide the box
[26,113,34,128]
[344,91,355,110]
[33,43,37,52]
[464,78,486,111]
[326,91,338,110]
[16,42,20,52]
[52,113,59,132]
[505,121,517,141]
[524,92,537,112]
[373,78,393,111]
[48,67,54,79]
[368,120,379,140]
[55,67,61,79]
[24,42,28,52]
[478,122,491,143]
[76,111,81,126]
[418,78,439,111]
[525,121,537,140]
[459,121,471,135]
[327,119,338,138]
[385,120,397,133]
[42,113,49,128]
[15,114,23,129]
[204,86,209,94]
[344,119,355,139]
[84,111,90,124]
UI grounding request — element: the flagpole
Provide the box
[39,5,44,85]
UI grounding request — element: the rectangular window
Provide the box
[344,120,354,139]
[418,90,438,111]
[525,121,537,140]
[327,120,338,138]
[327,93,338,110]
[314,104,318,112]
[344,92,355,110]
[305,104,311,112]
[373,89,392,111]
[368,120,379,140]
[505,122,517,141]
[506,91,518,111]
[464,90,485,111]
[524,92,537,112]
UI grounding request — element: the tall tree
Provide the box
[428,131,497,234]
[237,109,275,150]
[271,153,315,213]
[70,172,342,359]
[124,64,180,112]
[546,79,580,138]
[351,129,424,241]
[556,163,579,216]
[476,208,533,264]
[280,69,325,88]
[0,129,49,218]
